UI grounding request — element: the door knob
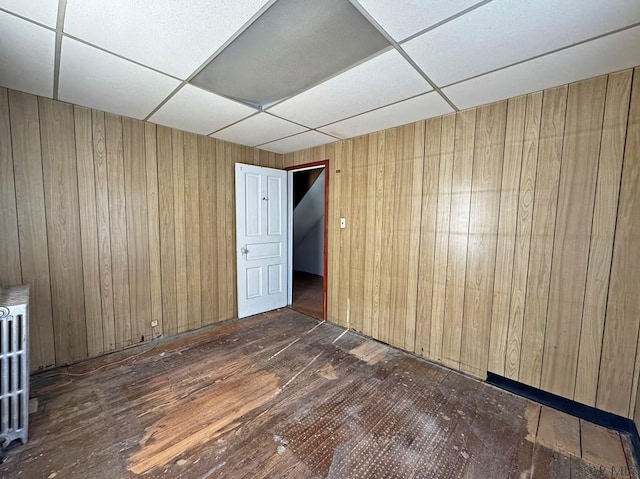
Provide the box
[241,246,249,255]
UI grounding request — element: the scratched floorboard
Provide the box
[0,308,636,478]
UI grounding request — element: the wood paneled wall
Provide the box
[283,67,640,419]
[0,88,282,370]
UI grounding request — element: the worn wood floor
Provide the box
[291,271,324,320]
[1,309,637,478]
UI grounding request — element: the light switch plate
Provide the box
[340,218,346,229]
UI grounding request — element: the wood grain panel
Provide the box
[157,126,177,335]
[415,118,441,358]
[429,114,456,363]
[145,122,162,334]
[225,143,237,319]
[504,92,543,380]
[460,101,506,378]
[389,124,414,349]
[39,98,87,364]
[519,86,568,388]
[184,132,201,331]
[349,135,369,334]
[215,139,229,321]
[337,140,353,330]
[74,106,103,357]
[123,117,152,344]
[370,133,385,339]
[597,67,640,417]
[105,113,131,350]
[405,121,425,352]
[0,88,21,287]
[378,129,397,342]
[8,90,55,370]
[541,76,607,398]
[487,95,527,375]
[198,136,218,326]
[362,134,379,337]
[442,108,476,369]
[172,129,188,332]
[92,111,116,351]
[575,70,632,406]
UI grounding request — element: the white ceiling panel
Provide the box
[64,0,271,79]
[444,26,640,111]
[320,91,453,139]
[404,0,640,87]
[355,0,482,41]
[59,37,180,120]
[150,84,256,135]
[212,113,306,147]
[0,12,55,97]
[258,130,336,154]
[268,49,431,128]
[0,0,58,27]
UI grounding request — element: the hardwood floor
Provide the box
[1,309,636,478]
[291,271,324,320]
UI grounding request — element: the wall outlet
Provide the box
[151,320,158,328]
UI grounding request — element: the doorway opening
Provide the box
[286,161,328,321]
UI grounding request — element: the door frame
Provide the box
[286,160,329,321]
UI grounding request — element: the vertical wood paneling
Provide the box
[105,113,131,349]
[597,67,640,417]
[442,109,476,369]
[504,92,543,380]
[575,70,632,406]
[370,134,385,338]
[184,132,202,331]
[0,88,21,287]
[74,106,103,357]
[157,126,177,336]
[198,136,218,326]
[145,123,162,334]
[429,114,456,363]
[338,140,353,329]
[92,111,116,351]
[225,144,237,319]
[378,130,397,341]
[415,118,441,358]
[123,117,152,344]
[349,136,368,333]
[405,121,425,352]
[172,130,188,332]
[488,95,527,375]
[389,124,415,349]
[8,90,55,370]
[215,140,229,321]
[39,98,87,364]
[460,101,506,378]
[362,134,379,337]
[519,86,568,388]
[541,76,607,398]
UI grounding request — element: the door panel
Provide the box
[236,163,287,318]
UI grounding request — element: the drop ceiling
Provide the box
[1,0,639,154]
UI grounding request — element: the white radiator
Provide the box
[0,285,29,449]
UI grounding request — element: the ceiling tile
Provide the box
[0,12,54,97]
[212,113,306,147]
[59,37,180,120]
[150,84,256,135]
[355,0,482,41]
[403,0,640,86]
[319,91,453,139]
[443,25,640,110]
[268,49,431,128]
[63,0,271,79]
[258,131,336,154]
[0,0,58,27]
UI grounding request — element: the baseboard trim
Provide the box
[486,372,640,466]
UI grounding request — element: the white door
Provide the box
[235,163,288,318]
